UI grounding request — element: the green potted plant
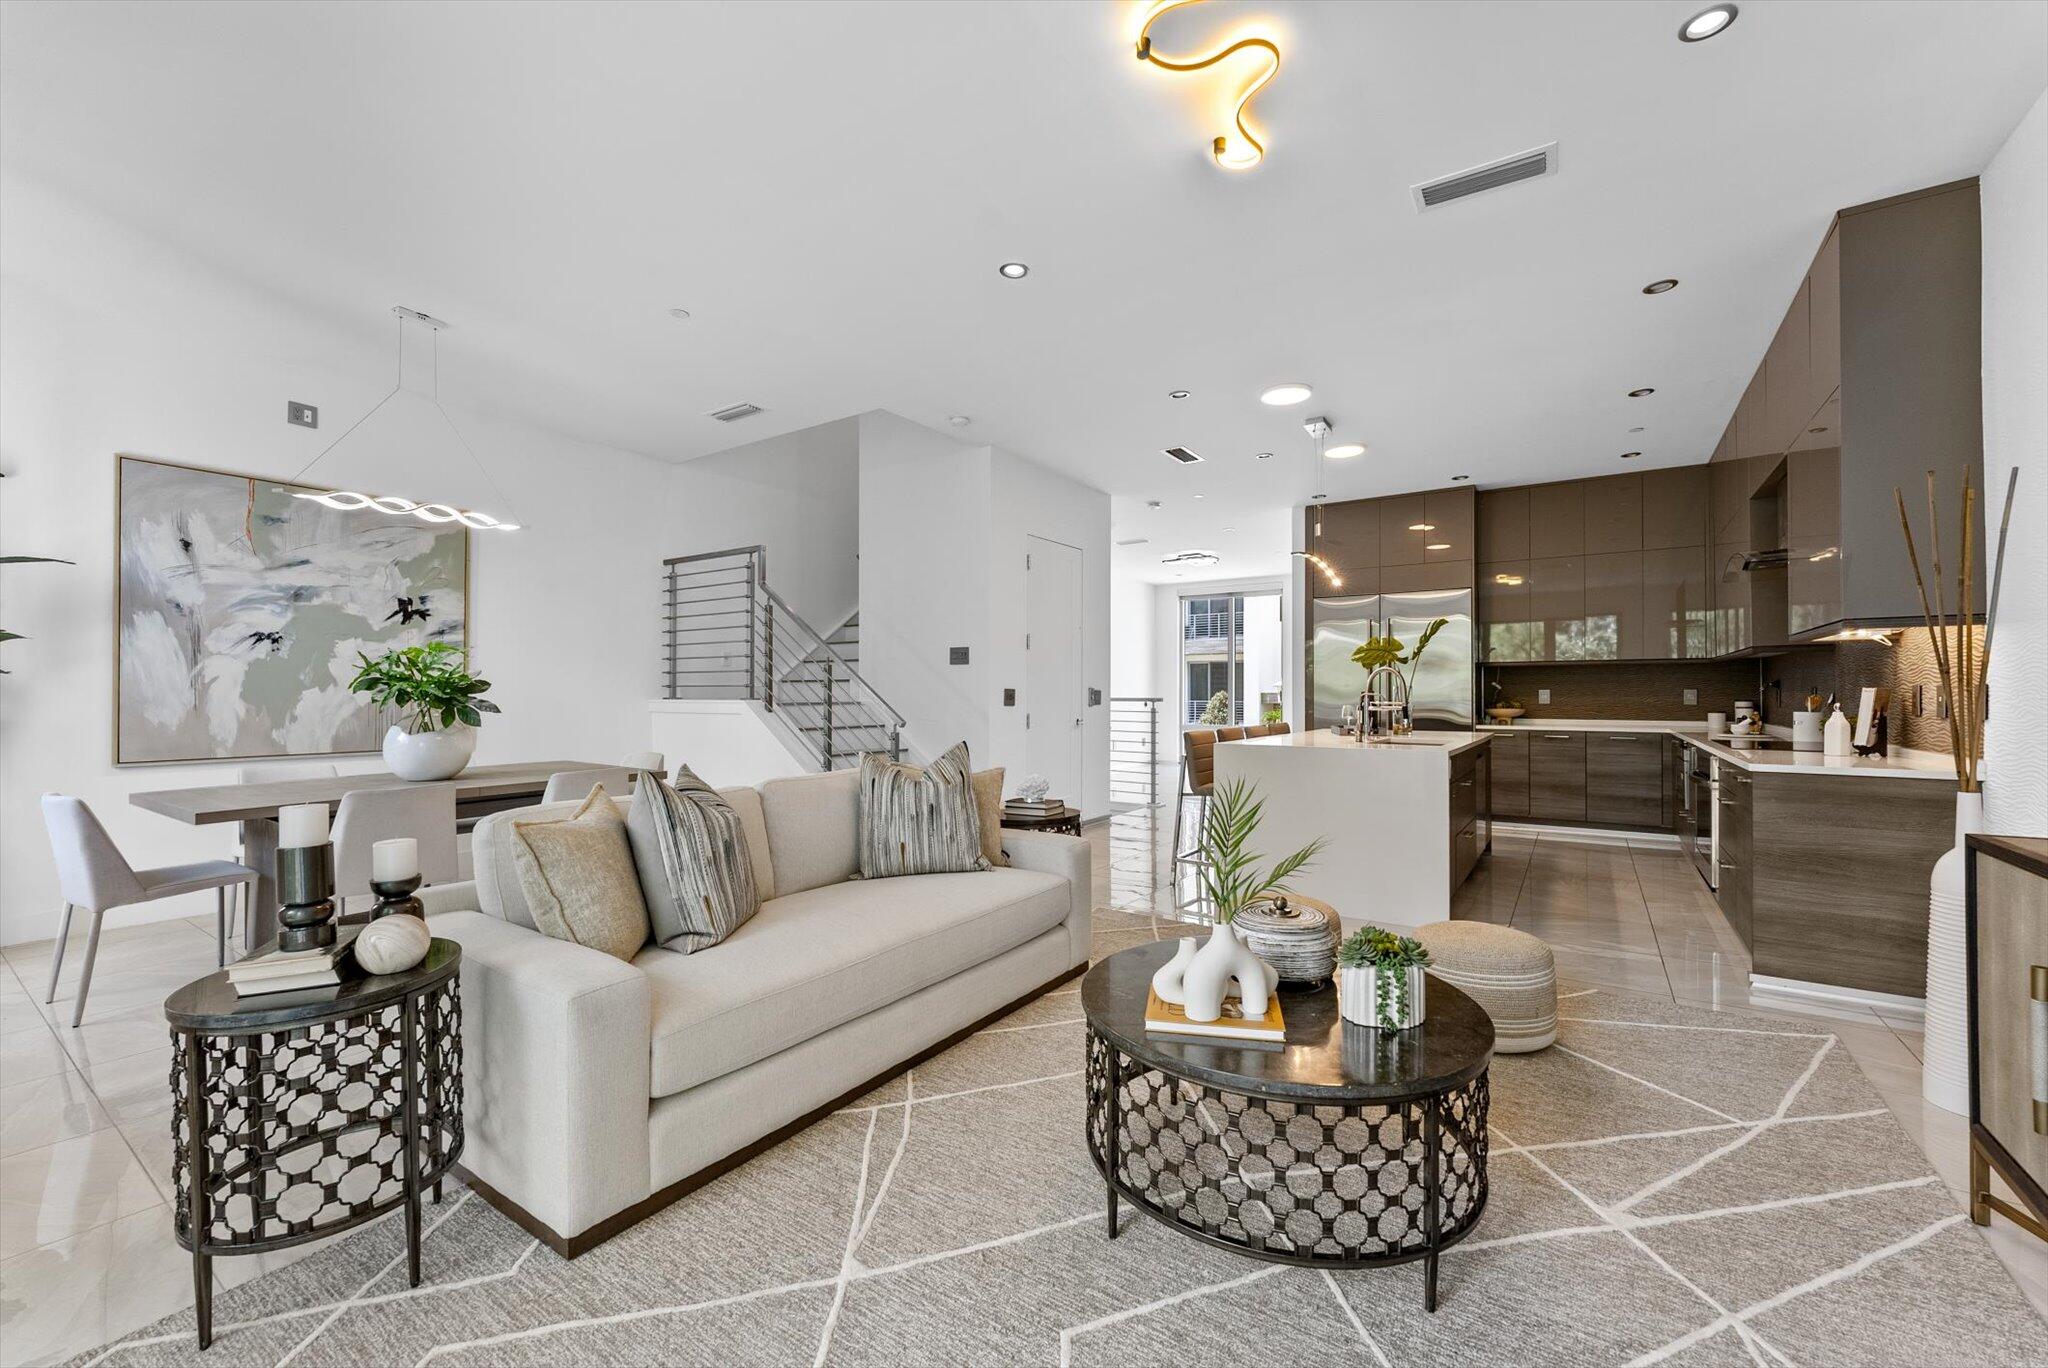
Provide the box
[1336,925,1433,1030]
[348,641,499,780]
[1156,778,1325,1023]
[1197,690,1231,726]
[1349,617,1449,731]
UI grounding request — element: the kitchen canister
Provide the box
[1233,896,1339,984]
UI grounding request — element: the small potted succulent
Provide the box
[348,641,499,781]
[1336,925,1433,1031]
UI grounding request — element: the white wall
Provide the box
[664,417,858,630]
[0,178,667,945]
[1980,87,2048,838]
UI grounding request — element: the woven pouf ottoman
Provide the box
[1414,921,1557,1053]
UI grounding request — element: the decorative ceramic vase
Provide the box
[1922,790,1983,1115]
[383,724,475,781]
[1181,921,1278,1023]
[1150,938,1197,1005]
[1339,964,1427,1031]
[353,913,432,976]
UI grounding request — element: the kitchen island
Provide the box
[1214,729,1491,930]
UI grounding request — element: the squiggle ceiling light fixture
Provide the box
[285,306,523,532]
[1135,0,1281,171]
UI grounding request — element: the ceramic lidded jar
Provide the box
[1231,896,1338,984]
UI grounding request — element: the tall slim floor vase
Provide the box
[1922,791,1983,1115]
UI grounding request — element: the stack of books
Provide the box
[1144,987,1287,1043]
[225,927,361,997]
[1003,797,1066,818]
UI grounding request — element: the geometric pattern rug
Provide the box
[70,911,2048,1367]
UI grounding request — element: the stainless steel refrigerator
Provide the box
[1310,589,1475,730]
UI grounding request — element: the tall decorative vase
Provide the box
[1922,790,1983,1114]
[1180,921,1278,1023]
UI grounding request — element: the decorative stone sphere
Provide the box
[353,915,431,976]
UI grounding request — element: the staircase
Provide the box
[662,551,902,772]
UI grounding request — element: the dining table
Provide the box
[129,760,620,950]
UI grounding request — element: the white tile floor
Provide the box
[2,814,2042,1364]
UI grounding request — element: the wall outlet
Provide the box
[1683,688,1698,706]
[1538,688,1551,705]
[1087,687,1102,706]
[287,401,318,429]
[949,646,969,665]
[1911,684,1925,717]
[1003,688,1016,706]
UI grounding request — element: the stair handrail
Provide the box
[755,581,906,729]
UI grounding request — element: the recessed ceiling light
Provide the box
[1628,426,1645,434]
[1642,279,1679,295]
[1451,474,1470,482]
[1169,390,1191,400]
[948,415,972,427]
[1255,451,1273,461]
[1222,527,1235,533]
[1678,4,1738,42]
[1426,543,1452,551]
[1193,493,1205,500]
[1326,443,1366,459]
[1260,382,1313,406]
[1628,388,1656,398]
[667,307,692,320]
[997,262,1030,279]
[1408,522,1436,532]
[1809,426,1829,434]
[1621,451,1642,460]
[1146,500,1163,509]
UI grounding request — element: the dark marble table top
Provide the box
[1081,939,1493,1101]
[165,938,460,1034]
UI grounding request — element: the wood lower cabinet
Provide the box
[1585,733,1663,826]
[1449,744,1490,888]
[1488,732,1529,817]
[1715,768,1754,949]
[1528,732,1586,821]
[1967,837,2048,1245]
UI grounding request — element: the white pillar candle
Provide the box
[278,802,330,849]
[373,837,419,883]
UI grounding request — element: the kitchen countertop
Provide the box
[1231,729,1493,759]
[1475,719,1957,781]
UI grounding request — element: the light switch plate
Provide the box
[1003,688,1016,706]
[287,401,318,429]
[1538,689,1551,705]
[949,646,969,665]
[1683,688,1698,706]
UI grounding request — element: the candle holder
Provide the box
[369,874,425,920]
[276,844,337,953]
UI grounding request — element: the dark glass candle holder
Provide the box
[276,844,337,953]
[369,874,425,920]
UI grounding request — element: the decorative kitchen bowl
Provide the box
[1486,707,1525,722]
[1233,895,1339,985]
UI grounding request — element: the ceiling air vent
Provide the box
[1163,446,1203,464]
[707,402,764,423]
[1412,141,1559,212]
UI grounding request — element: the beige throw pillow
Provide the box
[507,785,650,961]
[971,767,1009,868]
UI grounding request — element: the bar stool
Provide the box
[541,766,637,805]
[40,794,258,1026]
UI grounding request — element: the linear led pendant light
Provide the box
[1135,0,1281,170]
[1293,416,1343,589]
[286,306,523,532]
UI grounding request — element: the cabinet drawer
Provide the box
[1528,732,1586,821]
[1488,733,1529,818]
[1452,820,1482,887]
[1585,733,1663,826]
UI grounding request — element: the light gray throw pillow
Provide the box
[626,766,761,953]
[856,742,991,878]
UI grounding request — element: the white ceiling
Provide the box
[4,1,2044,584]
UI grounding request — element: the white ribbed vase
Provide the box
[1921,791,1982,1115]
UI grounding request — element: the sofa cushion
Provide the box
[637,866,1069,1097]
[856,743,990,879]
[626,768,760,954]
[758,769,859,896]
[506,786,650,961]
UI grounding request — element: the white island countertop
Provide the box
[1230,729,1493,758]
[1475,719,1957,781]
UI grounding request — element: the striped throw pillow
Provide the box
[625,766,760,953]
[856,742,992,878]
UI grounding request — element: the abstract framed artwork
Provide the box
[114,454,469,764]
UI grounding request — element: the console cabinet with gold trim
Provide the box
[1968,835,2048,1246]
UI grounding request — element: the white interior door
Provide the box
[1025,535,1083,809]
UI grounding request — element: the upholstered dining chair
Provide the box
[332,784,459,906]
[40,794,258,1026]
[540,766,637,805]
[232,762,338,942]
[620,751,666,779]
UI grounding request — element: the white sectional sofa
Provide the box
[416,767,1091,1255]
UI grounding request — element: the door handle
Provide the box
[2033,965,2046,1136]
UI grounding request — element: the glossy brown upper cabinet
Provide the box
[1478,486,1530,562]
[1763,279,1813,459]
[1378,493,1429,566]
[1310,499,1379,589]
[1643,545,1710,659]
[1424,488,1474,563]
[1807,228,1841,411]
[1527,482,1584,559]
[1582,551,1644,660]
[1641,465,1709,550]
[1583,475,1643,555]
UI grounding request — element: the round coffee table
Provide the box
[1081,940,1492,1311]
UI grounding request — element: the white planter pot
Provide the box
[1339,964,1427,1030]
[1180,922,1279,1023]
[1922,791,1983,1115]
[382,724,476,782]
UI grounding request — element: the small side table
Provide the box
[1000,805,1083,837]
[164,939,463,1349]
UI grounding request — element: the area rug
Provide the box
[72,911,2048,1367]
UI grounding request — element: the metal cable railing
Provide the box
[1109,697,1162,809]
[662,547,902,771]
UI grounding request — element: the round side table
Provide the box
[164,939,463,1349]
[999,805,1083,836]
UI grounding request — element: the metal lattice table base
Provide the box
[1085,1030,1488,1309]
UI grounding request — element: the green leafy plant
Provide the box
[1198,690,1231,725]
[1337,925,1433,1030]
[1261,705,1283,725]
[1195,777,1326,923]
[1349,616,1450,700]
[0,555,74,674]
[347,642,500,733]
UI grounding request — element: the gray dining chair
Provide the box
[232,762,338,941]
[40,794,258,1026]
[541,766,637,805]
[621,751,666,779]
[332,784,459,904]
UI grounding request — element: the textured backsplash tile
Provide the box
[1482,661,1763,721]
[1762,629,1981,755]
